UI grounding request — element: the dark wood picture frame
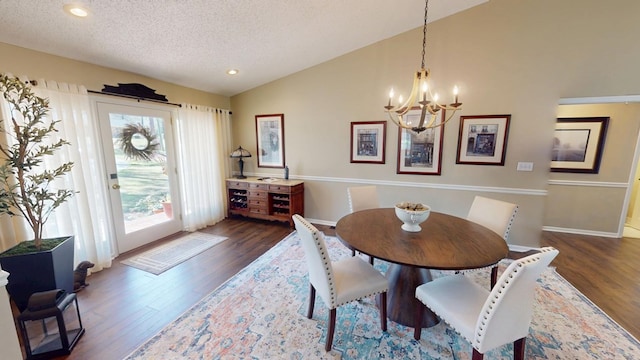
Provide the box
[456,114,511,166]
[255,114,285,168]
[551,117,609,173]
[396,109,445,175]
[350,121,386,164]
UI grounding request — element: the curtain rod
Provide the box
[87,90,233,114]
[28,82,231,114]
[87,89,182,107]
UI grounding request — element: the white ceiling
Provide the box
[0,0,487,97]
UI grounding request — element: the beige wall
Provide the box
[0,42,230,109]
[546,103,640,234]
[231,0,640,246]
[2,0,640,246]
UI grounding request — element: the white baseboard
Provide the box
[542,226,619,238]
[508,244,538,252]
[306,218,336,227]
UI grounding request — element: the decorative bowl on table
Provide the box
[395,202,431,232]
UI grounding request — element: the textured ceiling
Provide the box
[0,0,487,96]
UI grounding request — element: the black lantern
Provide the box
[230,146,252,179]
[17,290,84,359]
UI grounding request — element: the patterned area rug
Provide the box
[124,232,640,359]
[121,232,227,275]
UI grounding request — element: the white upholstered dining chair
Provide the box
[292,214,389,351]
[466,195,519,287]
[347,185,379,262]
[414,247,559,360]
[347,185,380,213]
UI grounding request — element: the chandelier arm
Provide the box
[387,112,412,130]
[424,113,438,128]
[417,105,428,128]
[389,70,422,115]
[440,104,461,111]
[394,107,410,117]
[427,109,460,129]
[443,108,459,124]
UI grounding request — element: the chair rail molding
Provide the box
[548,180,628,188]
[247,172,547,197]
[559,95,640,105]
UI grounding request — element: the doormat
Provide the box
[120,232,227,275]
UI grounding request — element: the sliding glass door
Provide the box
[96,101,182,253]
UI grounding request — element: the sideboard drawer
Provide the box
[227,180,248,189]
[248,190,267,198]
[271,184,297,193]
[249,199,268,208]
[249,183,268,190]
[249,207,268,215]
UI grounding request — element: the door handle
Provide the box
[112,184,121,190]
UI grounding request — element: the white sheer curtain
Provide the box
[175,104,231,231]
[0,76,115,271]
[0,99,31,251]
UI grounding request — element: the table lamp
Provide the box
[230,146,252,179]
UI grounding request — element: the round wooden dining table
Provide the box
[335,208,509,328]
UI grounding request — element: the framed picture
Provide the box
[396,109,445,175]
[255,114,285,168]
[350,121,386,164]
[551,117,609,173]
[456,114,511,165]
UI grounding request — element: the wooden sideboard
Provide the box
[226,177,304,227]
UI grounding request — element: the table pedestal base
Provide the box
[377,264,439,328]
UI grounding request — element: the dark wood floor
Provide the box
[540,231,640,339]
[52,218,292,360]
[14,218,635,359]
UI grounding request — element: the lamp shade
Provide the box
[230,146,252,158]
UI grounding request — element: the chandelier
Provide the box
[384,0,462,134]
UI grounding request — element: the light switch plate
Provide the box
[517,162,534,171]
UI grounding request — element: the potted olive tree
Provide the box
[0,74,76,311]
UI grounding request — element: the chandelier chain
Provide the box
[421,0,429,69]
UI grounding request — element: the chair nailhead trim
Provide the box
[425,247,557,349]
[299,217,388,307]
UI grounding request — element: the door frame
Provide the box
[559,95,640,238]
[91,95,183,254]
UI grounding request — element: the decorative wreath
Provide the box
[118,123,160,161]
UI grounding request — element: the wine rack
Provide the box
[226,177,304,226]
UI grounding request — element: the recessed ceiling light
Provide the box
[63,3,89,17]
[226,69,239,75]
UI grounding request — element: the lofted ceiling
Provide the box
[0,0,487,97]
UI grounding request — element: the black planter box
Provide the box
[0,236,75,312]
